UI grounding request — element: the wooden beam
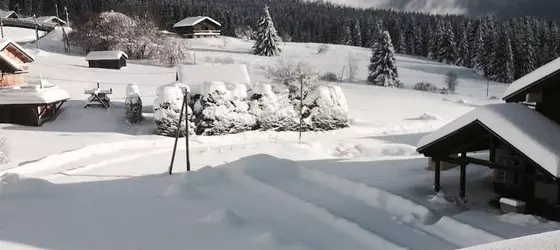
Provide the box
[460,152,466,201]
[441,155,512,170]
[489,138,496,163]
[435,159,441,192]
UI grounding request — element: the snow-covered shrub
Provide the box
[194,82,256,135]
[154,84,195,137]
[319,72,339,82]
[157,39,191,67]
[249,84,298,131]
[265,57,319,99]
[125,84,143,124]
[0,136,8,164]
[317,44,329,54]
[445,71,459,94]
[302,85,349,131]
[414,82,439,93]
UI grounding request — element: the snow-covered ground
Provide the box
[0,29,555,250]
[1,26,47,43]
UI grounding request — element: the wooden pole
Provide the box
[434,158,441,192]
[33,14,39,50]
[55,4,59,25]
[299,76,303,141]
[168,91,188,175]
[0,17,4,39]
[64,7,69,28]
[460,152,467,201]
[486,79,489,97]
[185,91,191,172]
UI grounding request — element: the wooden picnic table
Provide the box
[84,83,113,109]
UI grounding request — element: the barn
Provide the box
[86,51,128,70]
[417,57,560,219]
[173,16,221,38]
[0,39,34,87]
[34,16,67,26]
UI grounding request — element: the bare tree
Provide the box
[445,71,459,94]
[265,57,319,99]
[158,39,191,67]
[347,52,357,82]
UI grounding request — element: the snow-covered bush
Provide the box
[265,57,319,99]
[125,84,143,124]
[302,85,349,131]
[154,84,195,137]
[414,82,439,93]
[0,136,8,164]
[445,71,459,94]
[157,39,191,67]
[317,44,329,54]
[249,84,298,131]
[194,82,256,135]
[319,72,339,82]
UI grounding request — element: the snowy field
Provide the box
[0,28,558,249]
[1,27,47,43]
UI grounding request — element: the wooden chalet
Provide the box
[173,16,221,38]
[34,16,67,26]
[86,51,128,70]
[417,57,560,219]
[0,40,34,87]
[0,10,19,19]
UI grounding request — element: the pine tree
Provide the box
[491,25,515,83]
[481,18,498,77]
[515,17,538,78]
[456,29,469,66]
[341,23,352,45]
[428,24,439,59]
[351,19,362,47]
[367,30,399,87]
[253,6,281,57]
[398,32,406,54]
[438,21,456,64]
[473,30,485,75]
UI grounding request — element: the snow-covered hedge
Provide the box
[249,84,299,131]
[0,136,8,164]
[125,84,144,124]
[194,82,256,135]
[154,83,195,137]
[154,81,349,136]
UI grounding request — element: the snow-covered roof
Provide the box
[34,16,67,25]
[0,39,34,71]
[502,57,560,101]
[173,16,221,28]
[0,84,70,105]
[177,64,251,94]
[418,103,560,177]
[85,51,128,61]
[0,10,17,18]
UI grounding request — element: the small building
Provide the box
[416,57,560,219]
[0,39,34,87]
[173,16,221,38]
[85,51,128,70]
[0,10,19,19]
[34,16,67,26]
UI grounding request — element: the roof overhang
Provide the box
[502,57,560,102]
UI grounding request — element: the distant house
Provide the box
[0,40,34,87]
[417,57,560,219]
[34,16,66,26]
[0,10,19,19]
[173,16,221,38]
[86,51,128,70]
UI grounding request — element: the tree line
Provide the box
[2,0,559,83]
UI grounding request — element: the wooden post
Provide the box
[168,90,188,175]
[185,92,191,172]
[55,4,59,25]
[33,14,39,50]
[434,158,441,192]
[489,138,496,163]
[64,7,70,28]
[299,76,303,141]
[460,152,467,201]
[0,17,4,39]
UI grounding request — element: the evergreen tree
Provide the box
[491,25,515,83]
[398,32,406,54]
[515,17,538,78]
[367,30,399,87]
[351,19,362,47]
[341,22,352,45]
[473,29,485,75]
[253,6,281,57]
[456,29,469,66]
[427,24,440,59]
[438,21,456,64]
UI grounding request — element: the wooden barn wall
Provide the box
[0,73,24,86]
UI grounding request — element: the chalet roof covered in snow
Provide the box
[417,103,560,177]
[85,51,128,61]
[34,16,67,25]
[502,57,560,102]
[173,16,221,28]
[0,39,34,71]
[177,64,250,94]
[0,10,17,18]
